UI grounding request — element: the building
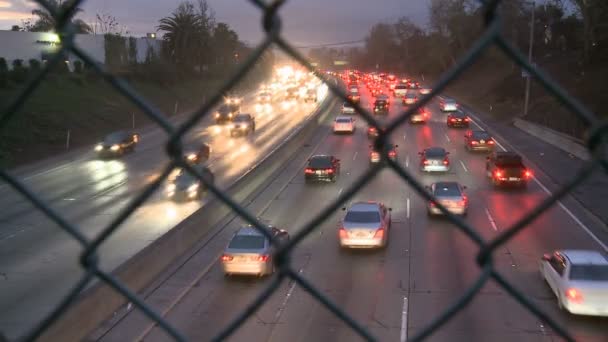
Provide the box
[0,30,162,69]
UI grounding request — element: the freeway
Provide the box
[99,85,608,341]
[0,84,328,339]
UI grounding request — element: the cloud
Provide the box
[0,9,31,20]
[0,1,12,8]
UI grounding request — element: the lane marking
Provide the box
[459,160,468,172]
[353,151,358,161]
[400,297,409,342]
[469,115,608,251]
[445,133,451,143]
[406,198,410,219]
[405,156,409,168]
[274,268,304,322]
[338,188,343,197]
[403,133,407,141]
[485,208,499,231]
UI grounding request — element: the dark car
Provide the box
[464,130,495,152]
[184,143,212,163]
[230,113,256,137]
[369,143,398,163]
[486,151,532,188]
[367,126,385,139]
[373,99,389,115]
[165,164,215,201]
[304,155,341,182]
[95,131,139,157]
[447,111,470,128]
[215,104,240,124]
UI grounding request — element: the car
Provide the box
[304,88,317,103]
[539,250,608,316]
[419,147,451,172]
[403,92,418,105]
[419,87,432,95]
[367,126,385,139]
[369,143,398,163]
[230,113,256,137]
[464,130,495,152]
[407,81,420,89]
[446,111,470,128]
[94,131,140,157]
[257,91,272,103]
[376,94,390,103]
[485,151,532,188]
[393,83,408,97]
[373,99,389,115]
[215,104,238,124]
[183,143,212,164]
[338,201,392,249]
[426,182,468,216]
[341,101,356,115]
[221,225,290,276]
[347,89,360,104]
[304,155,341,182]
[439,98,459,112]
[409,107,430,124]
[333,116,356,134]
[165,164,214,201]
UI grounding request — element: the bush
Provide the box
[12,59,23,69]
[10,59,28,84]
[73,60,83,74]
[29,59,41,73]
[0,57,8,88]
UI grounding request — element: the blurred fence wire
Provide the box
[1,0,606,341]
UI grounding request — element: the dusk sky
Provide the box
[1,0,430,46]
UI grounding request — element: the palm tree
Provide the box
[30,0,92,34]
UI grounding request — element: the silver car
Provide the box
[426,182,468,216]
[419,147,451,172]
[540,250,608,316]
[339,202,392,249]
[341,101,355,114]
[221,225,289,277]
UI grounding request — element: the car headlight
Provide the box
[215,113,220,118]
[228,113,233,118]
[186,154,197,161]
[188,184,199,192]
[110,145,120,151]
[166,184,176,192]
[95,144,102,151]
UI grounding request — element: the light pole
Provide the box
[523,1,535,118]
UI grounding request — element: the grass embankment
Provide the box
[0,75,252,168]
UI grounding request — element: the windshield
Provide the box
[104,132,126,144]
[569,265,608,281]
[375,101,387,106]
[336,118,351,123]
[309,157,332,168]
[345,211,380,223]
[472,132,491,140]
[234,115,250,122]
[425,148,446,158]
[343,102,353,108]
[434,185,461,197]
[406,93,416,98]
[228,235,266,250]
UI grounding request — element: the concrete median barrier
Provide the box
[37,91,339,342]
[513,118,590,161]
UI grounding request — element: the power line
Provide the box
[294,39,366,49]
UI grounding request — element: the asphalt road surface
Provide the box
[100,86,608,342]
[0,88,328,339]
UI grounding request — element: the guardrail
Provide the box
[37,92,338,342]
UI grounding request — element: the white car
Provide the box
[341,102,355,114]
[339,201,392,249]
[540,250,608,316]
[439,98,458,112]
[333,116,355,134]
[393,83,407,97]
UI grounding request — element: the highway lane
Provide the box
[0,83,329,339]
[100,86,607,341]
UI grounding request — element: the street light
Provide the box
[523,1,535,118]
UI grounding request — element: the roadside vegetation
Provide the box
[0,0,273,167]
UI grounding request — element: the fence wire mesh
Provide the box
[0,0,606,341]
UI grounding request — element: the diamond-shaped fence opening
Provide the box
[0,0,606,341]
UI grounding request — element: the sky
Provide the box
[0,0,430,46]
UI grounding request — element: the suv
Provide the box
[215,104,239,124]
[486,151,532,187]
[230,113,256,137]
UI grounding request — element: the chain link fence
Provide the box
[1,0,606,341]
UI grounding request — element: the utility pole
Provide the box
[523,1,535,118]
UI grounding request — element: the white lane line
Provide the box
[274,268,303,322]
[400,297,409,342]
[403,133,407,141]
[405,156,410,168]
[338,188,343,196]
[485,208,499,231]
[406,198,410,219]
[459,160,468,172]
[445,134,451,143]
[533,178,608,252]
[353,151,358,161]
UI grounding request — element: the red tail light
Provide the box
[471,141,479,145]
[305,168,314,174]
[422,158,430,165]
[443,159,449,165]
[464,117,470,122]
[371,152,380,158]
[565,288,583,303]
[458,195,468,206]
[221,254,233,262]
[326,168,334,174]
[488,140,495,145]
[374,228,385,239]
[494,169,503,178]
[339,227,347,238]
[388,151,396,157]
[257,255,270,262]
[524,170,533,178]
[449,118,456,122]
[429,201,436,207]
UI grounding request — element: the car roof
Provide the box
[235,226,266,237]
[349,201,381,212]
[561,250,608,265]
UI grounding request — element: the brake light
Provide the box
[371,152,380,158]
[257,255,270,262]
[449,118,456,122]
[488,140,495,145]
[221,254,233,262]
[305,168,314,174]
[368,127,376,132]
[443,158,449,165]
[524,170,533,178]
[339,227,347,238]
[326,168,334,174]
[494,169,503,178]
[565,288,583,303]
[374,228,385,239]
[458,195,468,206]
[471,141,479,145]
[464,117,470,122]
[422,158,430,165]
[388,151,396,157]
[429,201,436,207]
